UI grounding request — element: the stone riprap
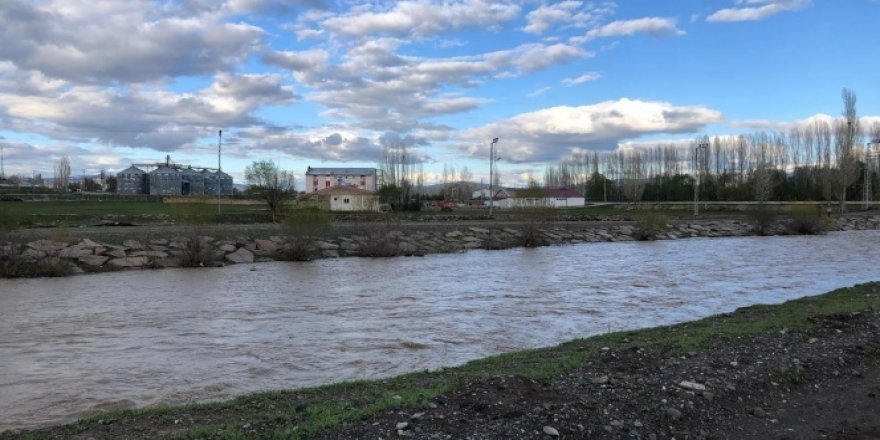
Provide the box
[1,215,878,277]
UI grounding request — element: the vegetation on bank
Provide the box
[4,282,877,439]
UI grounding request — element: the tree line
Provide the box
[543,89,880,211]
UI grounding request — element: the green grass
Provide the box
[6,282,877,440]
[0,201,269,227]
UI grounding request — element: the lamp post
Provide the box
[217,129,222,216]
[693,141,709,216]
[489,137,499,217]
[866,138,880,210]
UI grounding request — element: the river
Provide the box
[1,230,878,431]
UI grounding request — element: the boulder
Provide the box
[78,239,102,248]
[78,255,109,267]
[225,247,254,264]
[129,250,169,258]
[255,239,280,253]
[108,256,149,268]
[58,246,94,259]
[106,249,127,258]
[26,240,68,254]
[122,240,145,250]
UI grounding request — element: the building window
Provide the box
[343,198,350,204]
[325,181,330,188]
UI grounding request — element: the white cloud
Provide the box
[0,73,296,151]
[707,0,811,23]
[0,0,264,84]
[522,1,614,35]
[562,72,601,86]
[263,41,589,131]
[457,98,724,162]
[527,86,552,97]
[572,17,685,44]
[320,0,521,39]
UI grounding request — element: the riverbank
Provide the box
[3,282,877,439]
[2,213,879,278]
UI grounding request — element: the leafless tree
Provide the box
[53,155,70,192]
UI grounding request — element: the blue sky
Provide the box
[0,0,878,187]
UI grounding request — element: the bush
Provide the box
[355,219,400,257]
[785,205,831,235]
[279,208,334,261]
[631,211,668,241]
[746,203,778,235]
[0,239,73,278]
[176,230,217,267]
[515,207,556,248]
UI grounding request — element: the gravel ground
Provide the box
[313,311,880,440]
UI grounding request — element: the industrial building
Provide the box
[116,156,232,196]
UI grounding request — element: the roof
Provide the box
[118,166,146,175]
[149,165,179,174]
[513,188,583,198]
[311,186,377,196]
[306,167,377,175]
[547,188,583,198]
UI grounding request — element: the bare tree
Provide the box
[245,159,296,222]
[53,155,71,192]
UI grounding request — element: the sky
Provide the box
[0,0,878,187]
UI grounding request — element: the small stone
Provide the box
[410,412,424,420]
[665,407,682,420]
[730,361,739,367]
[396,422,409,430]
[808,338,818,344]
[752,407,766,418]
[591,375,610,385]
[610,420,623,427]
[225,247,254,264]
[678,380,707,391]
[397,429,411,437]
[542,426,559,437]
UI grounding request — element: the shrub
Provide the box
[0,239,73,278]
[785,205,831,235]
[515,207,556,248]
[355,218,400,257]
[279,208,334,261]
[176,230,217,267]
[746,203,778,235]
[631,211,668,241]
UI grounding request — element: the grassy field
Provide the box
[0,200,271,228]
[5,282,877,439]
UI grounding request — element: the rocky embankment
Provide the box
[1,215,878,276]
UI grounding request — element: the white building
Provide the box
[311,186,380,212]
[494,188,585,209]
[305,167,380,193]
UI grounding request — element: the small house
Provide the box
[311,186,380,212]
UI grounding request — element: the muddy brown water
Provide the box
[1,231,879,432]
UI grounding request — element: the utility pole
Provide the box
[0,143,5,180]
[694,141,709,216]
[866,139,880,210]
[489,137,499,217]
[217,129,222,216]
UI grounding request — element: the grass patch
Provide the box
[7,282,878,439]
[0,201,269,227]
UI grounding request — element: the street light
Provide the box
[865,138,880,210]
[217,129,222,216]
[489,137,499,217]
[694,141,709,216]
